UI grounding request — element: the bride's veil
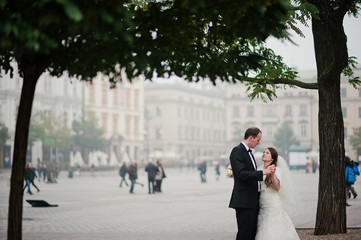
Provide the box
[277,155,301,218]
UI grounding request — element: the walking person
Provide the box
[42,164,47,182]
[119,162,129,187]
[23,163,40,194]
[215,161,220,181]
[348,160,359,199]
[155,160,166,192]
[145,160,158,194]
[345,156,360,206]
[37,163,43,182]
[128,161,138,193]
[228,127,275,240]
[198,160,207,183]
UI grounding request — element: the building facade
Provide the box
[225,74,316,157]
[0,63,83,166]
[144,79,226,165]
[84,73,145,163]
[339,69,361,161]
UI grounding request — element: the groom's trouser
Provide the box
[235,206,259,240]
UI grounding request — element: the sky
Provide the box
[266,15,361,71]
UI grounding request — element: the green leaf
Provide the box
[59,0,83,22]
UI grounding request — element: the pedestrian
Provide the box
[23,163,40,194]
[228,127,275,240]
[346,156,360,205]
[155,160,166,192]
[215,161,220,181]
[312,159,318,173]
[349,161,359,199]
[119,162,129,187]
[128,161,138,193]
[145,160,158,194]
[90,164,95,177]
[37,163,43,182]
[42,164,47,182]
[198,160,207,183]
[75,163,81,176]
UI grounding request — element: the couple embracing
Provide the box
[229,127,299,240]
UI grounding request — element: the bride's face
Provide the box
[262,149,273,163]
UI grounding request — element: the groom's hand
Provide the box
[263,164,276,175]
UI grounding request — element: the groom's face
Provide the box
[249,133,262,149]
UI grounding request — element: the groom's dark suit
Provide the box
[229,143,263,240]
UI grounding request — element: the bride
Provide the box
[255,147,299,240]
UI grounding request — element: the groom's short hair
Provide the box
[244,127,262,140]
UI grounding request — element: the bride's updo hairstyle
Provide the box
[265,147,278,187]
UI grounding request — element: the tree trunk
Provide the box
[7,63,41,240]
[312,4,348,235]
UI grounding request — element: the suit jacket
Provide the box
[229,143,263,209]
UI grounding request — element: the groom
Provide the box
[228,127,275,240]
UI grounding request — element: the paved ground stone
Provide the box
[0,167,360,240]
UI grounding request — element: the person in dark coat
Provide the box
[145,161,159,194]
[23,163,40,194]
[198,160,207,183]
[155,160,166,192]
[119,162,128,187]
[127,161,138,193]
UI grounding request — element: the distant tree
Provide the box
[29,110,71,148]
[0,122,9,168]
[349,127,361,157]
[72,116,106,160]
[273,121,300,161]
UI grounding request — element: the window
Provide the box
[285,105,292,116]
[341,88,346,98]
[156,128,162,140]
[266,126,273,138]
[102,84,108,106]
[359,107,361,118]
[73,84,77,97]
[300,105,307,116]
[126,88,131,109]
[134,116,139,139]
[134,90,139,110]
[344,127,347,139]
[301,125,307,137]
[134,146,138,161]
[102,113,108,136]
[266,106,273,117]
[342,107,347,118]
[113,114,118,135]
[233,106,240,117]
[113,89,118,107]
[247,106,254,117]
[156,106,162,117]
[64,82,68,96]
[125,115,131,139]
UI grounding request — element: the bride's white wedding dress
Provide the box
[255,168,300,240]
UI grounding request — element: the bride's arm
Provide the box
[269,174,280,191]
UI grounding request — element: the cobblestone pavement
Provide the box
[0,167,360,240]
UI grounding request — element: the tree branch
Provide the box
[239,77,319,90]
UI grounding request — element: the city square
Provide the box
[1,167,361,240]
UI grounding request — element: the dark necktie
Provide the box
[248,149,257,170]
[248,149,260,191]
